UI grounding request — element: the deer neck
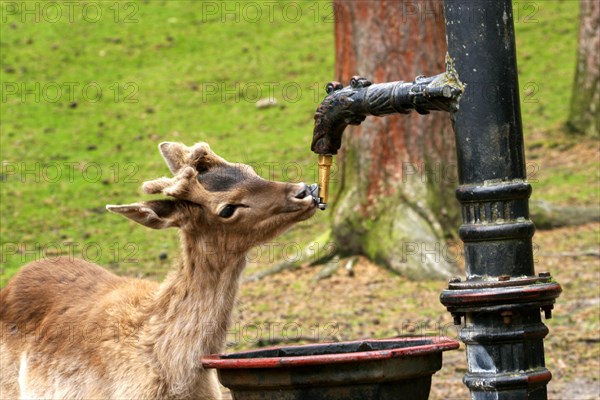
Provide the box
[142,231,247,394]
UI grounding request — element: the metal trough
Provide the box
[202,337,459,400]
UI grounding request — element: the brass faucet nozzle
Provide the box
[317,155,333,207]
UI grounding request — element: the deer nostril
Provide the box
[294,183,309,199]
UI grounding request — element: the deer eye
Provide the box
[218,205,237,219]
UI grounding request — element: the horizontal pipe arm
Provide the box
[311,55,464,155]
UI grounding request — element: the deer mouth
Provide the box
[286,190,317,217]
[296,193,318,220]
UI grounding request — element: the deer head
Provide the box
[107,142,317,255]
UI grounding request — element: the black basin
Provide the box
[201,336,459,400]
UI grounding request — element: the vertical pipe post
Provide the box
[441,1,561,399]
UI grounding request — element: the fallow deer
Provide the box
[0,142,318,399]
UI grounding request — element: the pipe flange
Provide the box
[440,273,562,323]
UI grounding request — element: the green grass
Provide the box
[514,0,580,133]
[0,0,593,285]
[513,1,598,208]
[0,0,335,284]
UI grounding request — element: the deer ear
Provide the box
[106,200,181,229]
[158,142,188,174]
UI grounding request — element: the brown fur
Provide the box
[0,142,316,399]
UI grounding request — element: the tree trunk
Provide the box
[568,0,599,136]
[331,0,460,279]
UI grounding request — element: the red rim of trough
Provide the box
[201,336,459,369]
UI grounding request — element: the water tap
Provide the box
[307,156,332,210]
[309,59,464,212]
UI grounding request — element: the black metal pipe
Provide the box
[440,1,561,399]
[311,64,464,155]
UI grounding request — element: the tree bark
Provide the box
[331,0,460,279]
[568,0,599,136]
